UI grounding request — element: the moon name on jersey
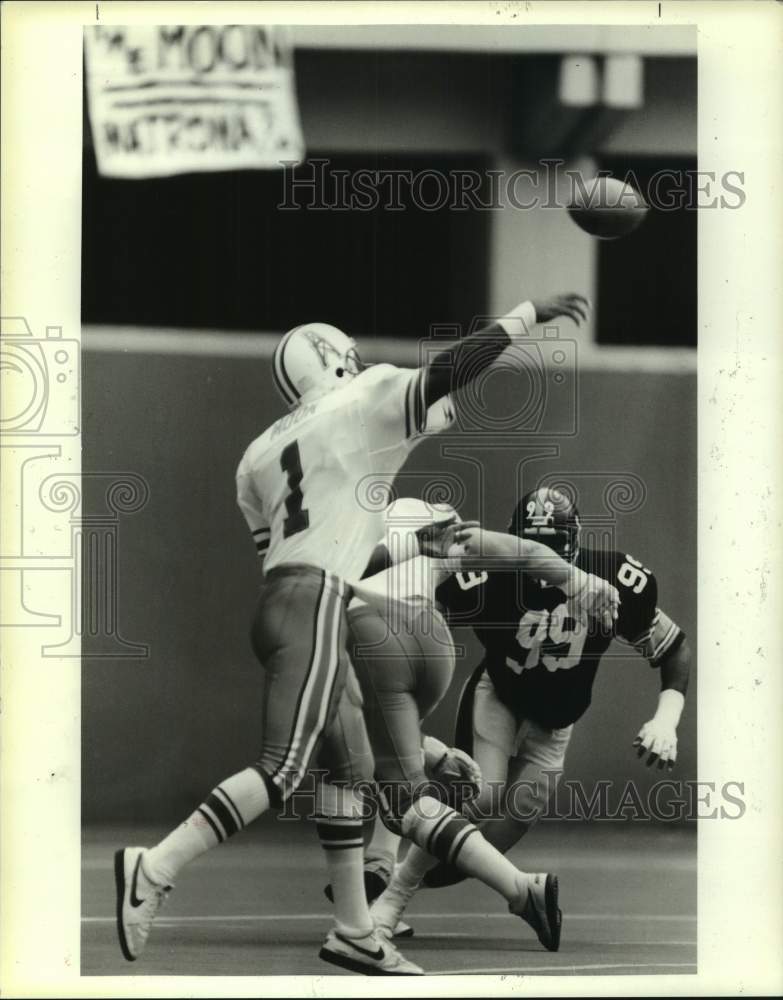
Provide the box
[270,402,319,440]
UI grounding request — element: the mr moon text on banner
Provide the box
[84,25,306,178]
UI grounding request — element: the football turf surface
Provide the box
[83,820,696,977]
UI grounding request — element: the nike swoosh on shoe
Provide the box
[335,932,385,960]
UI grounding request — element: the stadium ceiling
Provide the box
[290,25,695,56]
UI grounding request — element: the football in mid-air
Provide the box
[567,176,648,239]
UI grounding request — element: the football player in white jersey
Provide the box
[114,292,589,975]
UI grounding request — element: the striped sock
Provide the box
[317,817,373,938]
[402,794,526,902]
[143,767,269,886]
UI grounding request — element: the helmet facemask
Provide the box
[509,487,581,565]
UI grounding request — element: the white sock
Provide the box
[364,818,401,875]
[395,843,439,891]
[144,767,270,885]
[402,794,529,903]
[370,844,436,934]
[452,828,529,901]
[316,783,373,938]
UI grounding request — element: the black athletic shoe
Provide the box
[509,872,562,952]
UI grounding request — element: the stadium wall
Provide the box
[296,51,696,158]
[82,335,696,823]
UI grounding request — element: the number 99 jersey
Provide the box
[236,364,454,583]
[436,548,685,730]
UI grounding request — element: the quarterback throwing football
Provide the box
[114,294,590,975]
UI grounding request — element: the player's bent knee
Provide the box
[375,774,432,835]
[400,794,479,867]
[250,762,290,811]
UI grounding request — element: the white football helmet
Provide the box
[384,497,460,530]
[272,322,365,407]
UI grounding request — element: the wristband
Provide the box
[497,300,537,342]
[653,689,685,728]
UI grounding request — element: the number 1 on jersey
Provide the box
[280,441,310,538]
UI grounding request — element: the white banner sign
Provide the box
[84,25,305,178]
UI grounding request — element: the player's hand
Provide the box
[565,571,619,631]
[432,747,483,801]
[417,519,480,558]
[530,293,591,327]
[422,736,483,801]
[633,719,678,770]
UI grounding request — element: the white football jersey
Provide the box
[350,498,457,610]
[350,554,452,608]
[236,364,455,582]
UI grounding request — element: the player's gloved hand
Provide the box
[422,736,482,802]
[633,690,684,769]
[417,519,480,558]
[633,718,678,770]
[530,293,591,328]
[563,567,619,631]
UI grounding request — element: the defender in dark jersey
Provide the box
[418,486,691,887]
[441,542,680,729]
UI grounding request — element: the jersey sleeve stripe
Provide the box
[628,609,659,648]
[252,527,271,537]
[653,629,686,665]
[652,622,682,662]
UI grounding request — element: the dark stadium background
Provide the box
[80,33,696,824]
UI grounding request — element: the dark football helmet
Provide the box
[508,486,581,563]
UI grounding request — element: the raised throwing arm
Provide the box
[420,294,590,409]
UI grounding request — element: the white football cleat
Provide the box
[114,847,171,961]
[509,872,562,952]
[319,928,423,975]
